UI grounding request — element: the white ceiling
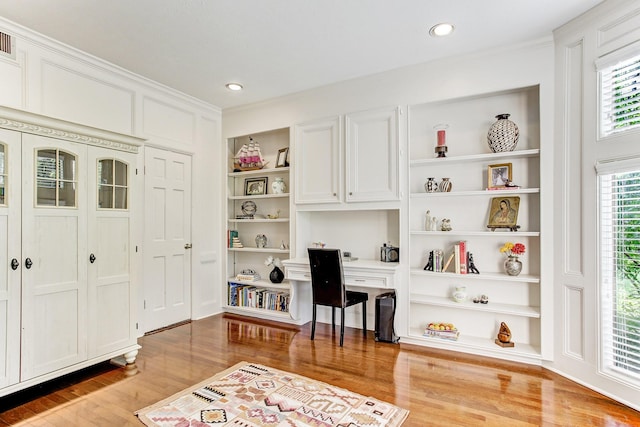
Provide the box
[0,0,601,110]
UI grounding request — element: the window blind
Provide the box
[598,166,640,385]
[599,52,640,137]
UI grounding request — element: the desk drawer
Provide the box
[345,274,387,288]
[286,268,312,282]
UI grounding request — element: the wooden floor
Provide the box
[1,313,640,426]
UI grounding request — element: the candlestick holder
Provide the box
[434,124,449,158]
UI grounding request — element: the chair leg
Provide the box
[362,301,367,338]
[311,304,317,340]
[340,307,345,347]
[331,307,336,330]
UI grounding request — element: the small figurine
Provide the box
[425,210,432,231]
[440,218,452,231]
[495,321,514,347]
[267,209,281,219]
[431,217,438,231]
[480,294,489,304]
[467,252,480,274]
[423,251,434,271]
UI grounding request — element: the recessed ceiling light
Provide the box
[226,83,243,91]
[429,23,454,37]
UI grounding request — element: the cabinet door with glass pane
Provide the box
[87,146,137,357]
[20,134,88,380]
[0,128,21,389]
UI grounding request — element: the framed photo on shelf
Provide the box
[276,147,289,168]
[487,196,520,231]
[244,177,268,196]
[487,163,512,189]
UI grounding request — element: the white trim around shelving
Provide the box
[410,294,540,318]
[409,149,540,166]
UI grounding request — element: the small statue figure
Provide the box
[440,218,452,231]
[423,251,434,271]
[431,217,438,231]
[467,252,480,274]
[495,321,514,347]
[425,210,432,231]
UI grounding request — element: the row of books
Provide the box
[227,230,239,247]
[228,282,290,312]
[424,241,468,274]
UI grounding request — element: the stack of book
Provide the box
[228,282,290,312]
[423,322,459,341]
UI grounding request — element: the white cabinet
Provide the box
[225,128,311,324]
[0,106,142,396]
[404,86,548,365]
[295,106,400,207]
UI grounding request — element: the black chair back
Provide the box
[308,248,346,308]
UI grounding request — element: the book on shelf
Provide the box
[486,186,520,191]
[458,240,467,274]
[235,214,255,219]
[442,251,455,273]
[228,230,239,248]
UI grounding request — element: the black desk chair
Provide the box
[307,248,369,346]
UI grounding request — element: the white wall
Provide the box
[552,0,640,412]
[0,17,223,330]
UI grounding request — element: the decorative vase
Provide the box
[438,178,453,192]
[425,177,438,193]
[504,255,522,276]
[271,177,287,194]
[269,266,285,283]
[452,286,467,303]
[487,113,519,153]
[255,234,267,248]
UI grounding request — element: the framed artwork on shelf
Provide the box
[244,177,268,196]
[276,147,289,168]
[487,196,520,231]
[487,163,512,189]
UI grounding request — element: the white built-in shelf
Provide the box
[410,294,540,318]
[228,247,290,254]
[228,218,289,223]
[410,268,540,283]
[227,278,291,290]
[404,327,542,363]
[228,193,289,201]
[410,188,539,198]
[410,149,540,167]
[410,230,540,237]
[223,305,291,319]
[228,167,290,177]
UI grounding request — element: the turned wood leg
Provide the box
[124,349,139,365]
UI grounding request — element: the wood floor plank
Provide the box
[0,313,639,426]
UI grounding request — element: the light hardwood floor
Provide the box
[1,313,639,426]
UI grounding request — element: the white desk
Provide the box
[282,258,399,289]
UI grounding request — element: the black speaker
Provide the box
[375,291,399,343]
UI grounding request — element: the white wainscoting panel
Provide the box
[564,284,585,360]
[142,96,196,146]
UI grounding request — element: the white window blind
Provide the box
[598,165,640,386]
[598,50,640,137]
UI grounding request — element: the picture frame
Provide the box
[487,196,520,231]
[244,177,268,196]
[276,147,289,168]
[487,163,513,189]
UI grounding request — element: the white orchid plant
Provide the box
[264,256,282,269]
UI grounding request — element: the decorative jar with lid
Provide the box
[272,177,287,194]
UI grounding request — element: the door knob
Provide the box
[11,258,19,270]
[25,258,32,269]
[89,253,96,263]
[184,243,192,249]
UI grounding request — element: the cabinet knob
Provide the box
[89,253,96,263]
[11,258,19,270]
[25,258,32,269]
[184,243,192,249]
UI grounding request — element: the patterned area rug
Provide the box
[135,361,409,426]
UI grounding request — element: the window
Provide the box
[598,47,640,137]
[598,160,640,387]
[97,158,128,209]
[36,149,77,207]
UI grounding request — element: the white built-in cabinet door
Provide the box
[0,129,21,388]
[20,134,88,381]
[345,106,400,202]
[87,147,137,358]
[294,116,342,204]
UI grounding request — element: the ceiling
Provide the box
[0,0,601,110]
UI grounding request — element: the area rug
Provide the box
[135,361,409,426]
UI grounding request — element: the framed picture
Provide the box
[487,196,520,231]
[487,163,512,189]
[276,147,289,168]
[244,177,268,196]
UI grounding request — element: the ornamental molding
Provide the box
[0,106,144,153]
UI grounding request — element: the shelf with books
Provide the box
[407,85,545,363]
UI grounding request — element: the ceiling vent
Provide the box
[0,31,16,60]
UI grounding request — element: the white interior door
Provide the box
[0,129,21,388]
[20,134,87,380]
[87,146,137,357]
[143,147,192,332]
